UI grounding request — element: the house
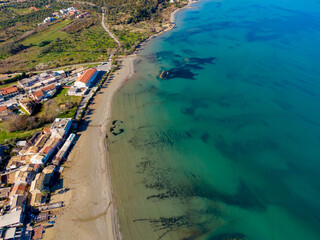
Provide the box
[4,227,18,240]
[30,173,44,192]
[0,187,11,199]
[0,209,24,228]
[54,70,66,77]
[18,76,39,89]
[30,153,45,165]
[19,98,35,114]
[10,195,26,210]
[14,170,35,185]
[0,86,19,99]
[39,147,54,164]
[52,12,60,17]
[27,164,41,174]
[43,127,51,134]
[23,146,39,156]
[0,105,10,116]
[34,134,50,149]
[74,68,98,88]
[31,90,44,102]
[6,156,25,171]
[30,7,39,11]
[30,190,42,207]
[31,84,56,102]
[59,9,68,15]
[32,226,43,240]
[39,137,62,163]
[50,118,72,139]
[28,132,41,146]
[41,84,57,98]
[9,183,27,198]
[42,165,56,186]
[0,105,12,120]
[53,133,75,166]
[76,12,89,19]
[16,141,28,148]
[43,17,55,23]
[1,171,17,185]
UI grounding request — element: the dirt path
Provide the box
[101,7,121,48]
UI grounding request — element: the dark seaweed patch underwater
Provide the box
[108,0,320,239]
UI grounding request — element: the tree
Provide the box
[44,99,60,121]
[5,115,27,132]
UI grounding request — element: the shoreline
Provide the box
[44,56,136,240]
[133,0,198,53]
[43,1,198,239]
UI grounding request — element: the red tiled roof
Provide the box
[43,127,51,134]
[10,184,27,197]
[42,84,55,93]
[30,7,39,11]
[1,86,18,96]
[0,105,7,112]
[76,68,97,84]
[32,90,44,99]
[41,146,51,154]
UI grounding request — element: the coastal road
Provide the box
[28,62,106,74]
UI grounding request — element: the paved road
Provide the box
[28,62,106,74]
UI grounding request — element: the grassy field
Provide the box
[0,1,116,73]
[0,0,185,73]
[35,88,81,118]
[0,18,116,73]
[21,19,70,45]
[0,125,42,144]
[0,88,80,143]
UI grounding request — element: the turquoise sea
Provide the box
[108,0,320,239]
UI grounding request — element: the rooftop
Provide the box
[0,187,11,199]
[43,127,51,134]
[0,86,18,96]
[9,183,27,197]
[0,105,7,112]
[41,84,55,92]
[5,227,16,239]
[51,118,72,130]
[32,90,44,99]
[33,226,43,240]
[0,209,23,228]
[76,68,97,84]
[40,146,51,154]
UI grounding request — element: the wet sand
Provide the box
[44,2,198,239]
[44,56,136,240]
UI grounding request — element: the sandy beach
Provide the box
[44,56,135,240]
[44,1,197,239]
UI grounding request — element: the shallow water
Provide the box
[108,0,320,239]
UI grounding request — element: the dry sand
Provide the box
[44,56,136,240]
[44,2,198,239]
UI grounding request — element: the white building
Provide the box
[0,209,24,228]
[30,153,45,165]
[50,118,72,138]
[74,68,98,88]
